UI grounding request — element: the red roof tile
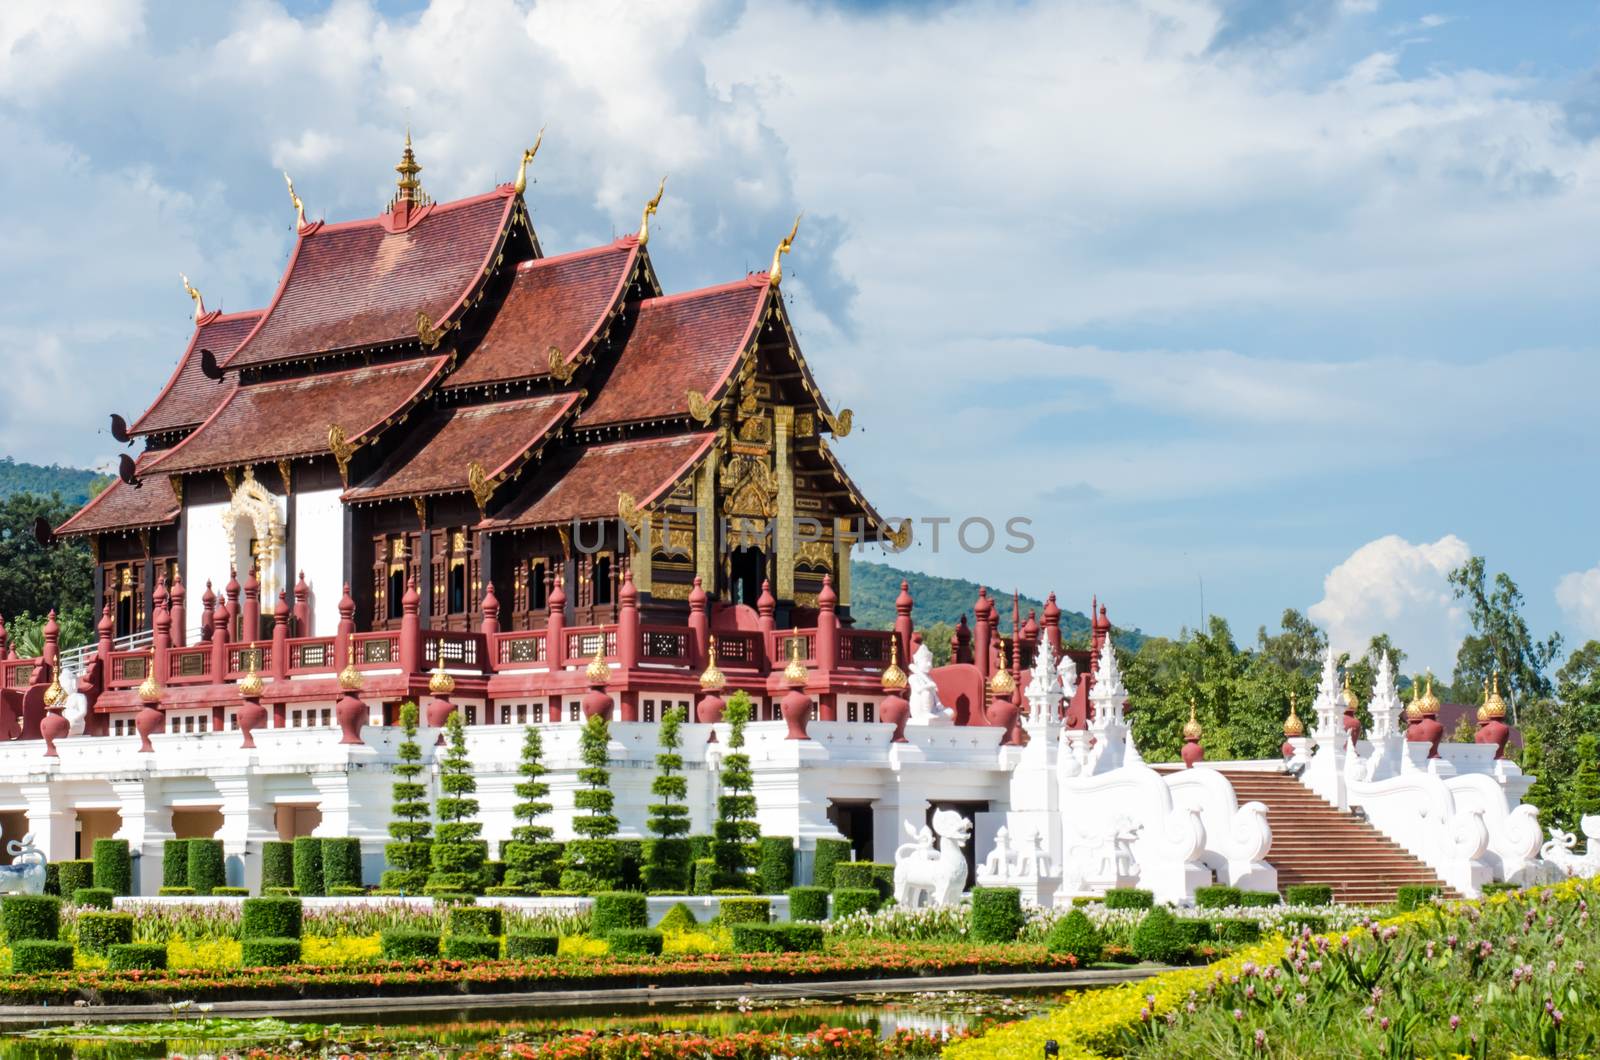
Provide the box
[445,241,638,390]
[225,190,517,368]
[344,393,579,503]
[56,454,178,537]
[145,358,446,475]
[576,279,768,428]
[129,310,262,436]
[482,433,715,531]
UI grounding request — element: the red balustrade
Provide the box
[562,626,617,666]
[640,626,689,664]
[492,630,547,666]
[423,632,487,672]
[163,647,213,684]
[837,629,894,670]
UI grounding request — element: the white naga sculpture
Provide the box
[906,643,953,726]
[0,835,47,896]
[1540,817,1600,878]
[893,809,971,907]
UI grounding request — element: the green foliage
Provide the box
[92,839,131,896]
[1570,734,1600,824]
[444,934,500,960]
[1395,884,1441,911]
[0,460,108,504]
[108,942,167,971]
[1449,556,1562,708]
[162,841,192,889]
[320,838,362,892]
[831,887,880,919]
[213,886,250,897]
[76,911,134,955]
[1194,885,1242,910]
[241,897,303,940]
[292,836,325,896]
[787,886,829,922]
[502,723,557,894]
[1281,913,1327,934]
[448,906,504,938]
[1130,906,1190,963]
[57,859,94,899]
[380,929,440,960]
[159,886,195,896]
[427,711,485,896]
[1103,888,1154,910]
[718,897,771,925]
[1210,917,1262,943]
[1284,884,1333,906]
[72,888,113,910]
[847,561,1115,644]
[592,892,648,936]
[0,490,95,631]
[643,706,692,892]
[506,932,558,958]
[561,712,620,894]
[812,838,852,889]
[241,937,301,967]
[970,887,1024,943]
[731,921,825,953]
[383,701,432,894]
[10,940,73,972]
[656,902,698,933]
[2,894,60,941]
[692,858,716,895]
[43,862,57,898]
[688,835,714,861]
[186,839,225,896]
[262,841,295,892]
[1045,909,1103,963]
[755,836,794,894]
[607,928,664,956]
[1481,882,1520,895]
[833,861,893,903]
[713,691,760,889]
[1239,891,1281,907]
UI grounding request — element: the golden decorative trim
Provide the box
[222,467,238,493]
[417,310,451,350]
[797,540,834,570]
[823,409,854,438]
[283,172,306,229]
[412,496,427,529]
[886,518,912,551]
[639,175,666,246]
[686,389,715,425]
[328,425,358,486]
[169,475,184,505]
[513,127,544,197]
[769,213,801,287]
[548,345,575,383]
[793,591,820,609]
[467,461,496,515]
[181,273,205,322]
[795,412,815,438]
[738,387,759,417]
[617,491,644,536]
[651,580,691,601]
[558,525,572,559]
[276,459,292,495]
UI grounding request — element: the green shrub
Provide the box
[833,862,875,889]
[1104,888,1154,910]
[656,902,698,933]
[1481,882,1519,895]
[108,942,167,970]
[72,888,113,910]
[756,836,794,894]
[444,934,501,960]
[1130,907,1191,963]
[1176,918,1212,948]
[262,840,295,891]
[292,837,324,897]
[92,839,131,896]
[1396,884,1441,911]
[731,921,825,953]
[1071,896,1102,907]
[1283,914,1328,935]
[1239,890,1282,907]
[321,837,363,893]
[608,928,664,956]
[327,885,365,897]
[265,887,298,897]
[1284,884,1333,906]
[616,840,644,891]
[213,886,250,897]
[186,839,226,896]
[787,886,829,921]
[241,937,301,967]
[43,862,58,897]
[712,888,754,896]
[479,859,507,892]
[449,906,505,938]
[380,929,440,960]
[1211,918,1263,944]
[11,940,73,972]
[832,888,879,919]
[688,835,714,862]
[692,858,716,896]
[1194,885,1242,910]
[719,897,770,925]
[2,895,60,942]
[641,838,691,894]
[158,887,195,896]
[592,892,648,936]
[162,840,192,889]
[506,932,558,958]
[241,896,303,940]
[77,911,134,955]
[58,859,94,899]
[1045,909,1104,963]
[971,887,1024,943]
[812,838,852,888]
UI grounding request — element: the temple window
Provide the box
[532,703,544,723]
[864,702,875,724]
[568,701,580,722]
[847,702,858,723]
[593,554,613,606]
[531,561,548,610]
[643,700,655,723]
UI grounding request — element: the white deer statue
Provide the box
[893,809,972,908]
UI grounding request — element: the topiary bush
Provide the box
[2,894,60,942]
[787,886,829,922]
[832,887,879,919]
[262,840,295,891]
[44,862,58,898]
[241,937,301,967]
[77,911,134,955]
[731,922,825,953]
[159,887,195,896]
[692,858,716,896]
[72,888,113,910]
[321,837,363,893]
[608,928,664,956]
[92,839,131,896]
[1130,906,1190,963]
[506,932,559,958]
[1239,890,1282,907]
[1174,919,1212,948]
[1282,913,1328,935]
[832,863,875,889]
[186,839,226,896]
[11,940,73,972]
[162,840,192,889]
[971,887,1024,943]
[1194,885,1242,910]
[327,885,365,897]
[756,836,794,894]
[380,929,440,960]
[719,897,770,926]
[108,942,167,971]
[1481,882,1519,895]
[1284,884,1333,906]
[1396,884,1441,911]
[241,896,303,940]
[656,901,698,933]
[1210,918,1263,944]
[1045,909,1104,963]
[812,838,852,889]
[1104,887,1155,910]
[592,892,648,936]
[213,886,250,897]
[444,934,501,960]
[449,906,504,938]
[292,837,324,897]
[58,859,94,899]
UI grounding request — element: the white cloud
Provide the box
[1308,534,1472,674]
[1556,563,1600,641]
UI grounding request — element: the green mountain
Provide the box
[0,458,109,506]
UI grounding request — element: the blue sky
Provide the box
[2,0,1598,671]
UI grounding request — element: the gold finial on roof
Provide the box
[137,648,163,705]
[428,662,456,697]
[237,655,265,699]
[880,637,907,692]
[1342,671,1359,712]
[283,172,306,229]
[513,127,544,197]
[988,644,1016,695]
[783,637,809,686]
[586,645,610,685]
[639,176,666,247]
[1183,698,1203,741]
[1418,671,1440,716]
[181,273,206,322]
[338,636,364,692]
[392,127,430,209]
[1283,692,1304,738]
[1483,670,1507,720]
[1405,677,1425,722]
[43,675,64,709]
[700,635,726,692]
[768,213,801,287]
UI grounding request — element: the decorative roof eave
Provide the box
[810,437,895,539]
[127,309,259,437]
[760,290,839,425]
[54,470,180,539]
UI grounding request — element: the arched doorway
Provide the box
[220,468,286,624]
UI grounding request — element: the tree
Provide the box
[561,712,620,892]
[643,706,692,892]
[1448,557,1563,715]
[0,492,94,638]
[1256,609,1325,676]
[1517,730,1558,828]
[1556,640,1600,707]
[425,710,483,895]
[1570,734,1600,826]
[381,701,431,893]
[713,690,760,890]
[1517,697,1600,832]
[502,725,557,894]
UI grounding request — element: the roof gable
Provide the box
[129,310,261,437]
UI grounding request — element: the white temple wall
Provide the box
[184,498,232,639]
[292,487,344,636]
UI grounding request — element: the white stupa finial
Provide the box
[1025,636,1062,727]
[1369,651,1401,739]
[1310,645,1342,738]
[1089,634,1127,729]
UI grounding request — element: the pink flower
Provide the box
[1449,1015,1461,1030]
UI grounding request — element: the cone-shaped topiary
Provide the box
[503,724,558,894]
[426,710,484,895]
[1045,909,1103,963]
[382,701,432,893]
[1130,906,1190,963]
[643,706,692,892]
[560,712,620,893]
[713,690,760,889]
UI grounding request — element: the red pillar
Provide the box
[242,566,261,644]
[687,576,708,671]
[400,575,422,676]
[336,583,356,669]
[211,598,229,679]
[169,573,187,648]
[225,568,241,642]
[293,571,310,638]
[974,588,991,684]
[97,604,114,662]
[1043,592,1062,657]
[152,602,170,684]
[618,569,639,722]
[816,576,838,721]
[756,579,776,669]
[481,582,501,638]
[272,591,290,681]
[200,581,216,643]
[893,580,914,672]
[546,573,567,669]
[42,609,60,670]
[955,613,972,664]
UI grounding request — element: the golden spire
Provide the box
[1283,692,1304,738]
[586,645,610,685]
[1418,671,1441,716]
[880,637,907,692]
[43,675,64,709]
[638,176,666,247]
[1483,670,1507,720]
[283,171,306,229]
[392,128,430,210]
[1183,698,1203,741]
[137,649,163,705]
[338,636,364,692]
[1341,671,1359,712]
[768,213,802,287]
[428,662,456,697]
[988,645,1016,696]
[699,635,726,692]
[783,637,809,686]
[181,273,206,322]
[1405,678,1425,722]
[237,655,265,699]
[513,127,544,197]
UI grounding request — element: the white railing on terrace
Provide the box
[57,629,153,674]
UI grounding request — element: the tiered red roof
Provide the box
[55,454,179,537]
[482,433,715,531]
[129,310,261,437]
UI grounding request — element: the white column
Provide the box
[112,778,172,896]
[20,783,75,864]
[216,775,277,891]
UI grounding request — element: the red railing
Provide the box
[287,636,338,674]
[713,631,763,670]
[2,658,37,689]
[563,626,617,666]
[492,630,547,666]
[424,632,486,671]
[164,646,213,684]
[837,629,894,670]
[640,626,689,664]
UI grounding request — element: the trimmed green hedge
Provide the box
[1396,884,1441,911]
[11,940,73,972]
[213,886,250,897]
[321,838,363,893]
[241,937,301,967]
[1104,887,1154,910]
[108,942,167,971]
[449,906,504,938]
[264,887,298,897]
[187,839,226,896]
[971,887,1024,943]
[657,902,697,933]
[292,837,324,897]
[756,836,794,894]
[1131,907,1190,963]
[832,887,879,919]
[688,835,714,862]
[77,911,134,955]
[1481,882,1519,895]
[691,858,716,896]
[1045,909,1104,963]
[58,859,94,900]
[608,928,664,956]
[787,886,829,921]
[1174,918,1212,948]
[43,862,58,898]
[731,921,825,953]
[592,892,648,936]
[2,895,60,942]
[162,840,192,889]
[380,930,440,960]
[73,888,113,910]
[812,838,852,889]
[444,934,501,960]
[1284,884,1333,906]
[1194,885,1242,910]
[506,932,559,959]
[262,841,295,891]
[159,887,195,896]
[719,897,770,926]
[328,885,365,897]
[1283,913,1328,935]
[1211,918,1263,943]
[242,896,302,940]
[1239,890,1282,907]
[92,839,131,896]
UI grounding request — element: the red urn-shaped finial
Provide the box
[481,581,501,637]
[582,647,614,720]
[1181,700,1205,768]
